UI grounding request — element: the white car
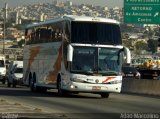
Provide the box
[8,67,23,87]
[7,61,23,88]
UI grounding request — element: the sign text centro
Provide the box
[124,0,160,24]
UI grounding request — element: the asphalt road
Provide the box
[0,83,160,119]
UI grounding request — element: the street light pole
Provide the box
[3,2,6,55]
[3,9,6,55]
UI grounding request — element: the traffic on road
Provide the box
[0,83,160,119]
[0,3,159,118]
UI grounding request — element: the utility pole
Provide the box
[3,2,7,54]
[3,12,5,54]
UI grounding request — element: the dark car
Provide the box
[122,66,141,79]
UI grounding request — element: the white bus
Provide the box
[23,15,131,98]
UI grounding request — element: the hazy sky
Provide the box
[0,0,123,9]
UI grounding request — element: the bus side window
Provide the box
[40,29,46,43]
[36,29,40,41]
[25,35,30,45]
[51,30,56,41]
[47,29,52,42]
[55,29,60,40]
[31,32,36,44]
[58,30,62,38]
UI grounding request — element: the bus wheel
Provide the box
[30,73,38,92]
[7,79,11,87]
[57,78,65,96]
[12,80,16,88]
[30,78,36,92]
[2,78,5,84]
[100,93,109,98]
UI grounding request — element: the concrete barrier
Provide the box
[121,79,160,96]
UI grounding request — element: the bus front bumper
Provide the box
[63,82,122,93]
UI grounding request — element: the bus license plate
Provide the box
[92,86,101,91]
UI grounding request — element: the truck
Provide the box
[6,61,23,87]
[0,55,6,84]
[136,59,160,79]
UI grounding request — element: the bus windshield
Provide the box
[71,46,122,75]
[71,21,122,45]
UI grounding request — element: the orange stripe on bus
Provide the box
[28,46,41,67]
[102,77,116,83]
[24,46,41,82]
[47,45,62,82]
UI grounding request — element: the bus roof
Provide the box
[26,15,120,28]
[63,15,119,24]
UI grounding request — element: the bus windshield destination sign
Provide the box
[124,0,160,24]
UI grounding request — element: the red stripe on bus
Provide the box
[102,77,116,83]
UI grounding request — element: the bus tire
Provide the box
[12,80,16,88]
[57,76,65,96]
[2,78,5,84]
[100,93,109,98]
[30,73,36,92]
[30,80,35,92]
[7,79,11,87]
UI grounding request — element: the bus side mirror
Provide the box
[67,45,73,62]
[124,47,131,64]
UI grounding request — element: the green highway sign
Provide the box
[124,0,160,24]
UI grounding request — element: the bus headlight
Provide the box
[110,80,122,84]
[70,78,84,83]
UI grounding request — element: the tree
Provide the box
[134,41,148,54]
[122,39,134,50]
[147,39,158,53]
